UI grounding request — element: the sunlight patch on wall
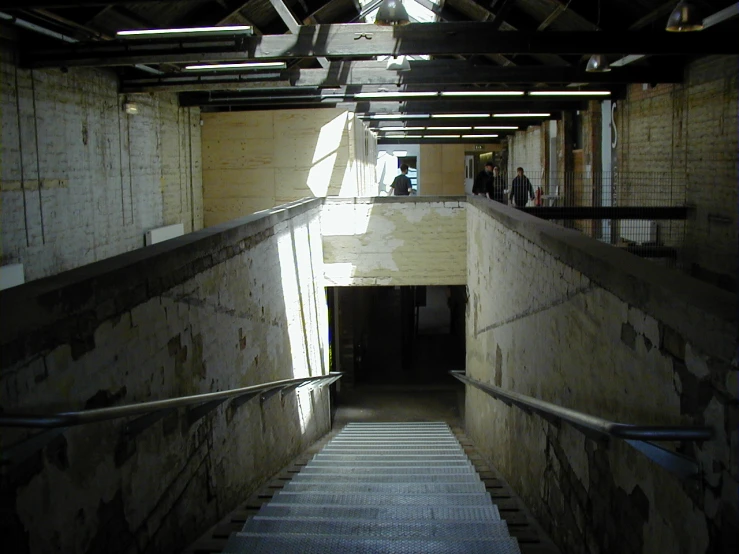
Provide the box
[276,222,310,379]
[312,111,348,163]
[307,153,338,196]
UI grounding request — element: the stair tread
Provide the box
[241,518,511,539]
[223,535,522,554]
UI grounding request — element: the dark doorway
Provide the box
[328,285,466,387]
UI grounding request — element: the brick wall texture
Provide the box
[321,198,467,286]
[0,200,330,554]
[616,55,738,283]
[0,47,203,281]
[465,200,737,554]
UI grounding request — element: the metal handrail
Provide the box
[450,370,713,478]
[0,373,342,429]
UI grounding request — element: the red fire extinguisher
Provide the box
[535,187,543,206]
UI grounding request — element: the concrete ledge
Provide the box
[0,198,322,367]
[468,195,736,360]
[323,196,467,205]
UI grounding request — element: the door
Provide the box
[464,155,474,194]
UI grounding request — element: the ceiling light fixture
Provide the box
[354,92,438,99]
[423,135,460,139]
[375,0,411,26]
[431,113,490,118]
[529,91,610,96]
[474,126,518,130]
[378,126,425,130]
[462,134,498,138]
[666,2,704,32]
[585,54,611,73]
[184,62,287,71]
[493,113,551,117]
[440,91,525,97]
[368,114,430,119]
[426,126,472,130]
[117,25,253,38]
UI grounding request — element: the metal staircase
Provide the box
[223,422,522,553]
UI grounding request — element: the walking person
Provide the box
[472,162,494,196]
[390,164,412,196]
[488,165,507,204]
[509,167,535,207]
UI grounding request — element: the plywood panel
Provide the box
[202,169,276,198]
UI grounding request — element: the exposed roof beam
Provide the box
[628,1,676,31]
[456,0,570,66]
[534,0,600,31]
[1,0,175,6]
[26,24,738,69]
[488,0,517,31]
[180,94,582,112]
[269,0,329,68]
[120,60,682,93]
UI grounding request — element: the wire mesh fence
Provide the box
[494,171,687,269]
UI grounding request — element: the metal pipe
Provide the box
[0,373,342,428]
[450,371,713,441]
[0,11,78,43]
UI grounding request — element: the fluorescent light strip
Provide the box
[474,126,518,130]
[462,134,498,138]
[440,91,524,97]
[431,113,490,118]
[117,25,252,37]
[354,92,437,99]
[426,126,472,130]
[185,62,286,71]
[378,126,425,131]
[423,135,459,138]
[493,113,551,118]
[368,114,430,119]
[529,91,610,96]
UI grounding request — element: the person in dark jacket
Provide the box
[509,167,535,207]
[473,162,494,196]
[488,165,507,204]
[390,164,412,196]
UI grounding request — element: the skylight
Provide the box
[359,0,440,24]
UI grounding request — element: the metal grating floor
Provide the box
[223,422,520,553]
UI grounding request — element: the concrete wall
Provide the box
[0,199,330,554]
[465,197,737,553]
[201,109,377,226]
[321,197,466,286]
[615,55,738,287]
[0,47,203,282]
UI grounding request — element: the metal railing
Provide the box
[488,170,688,268]
[450,371,712,479]
[1,373,342,467]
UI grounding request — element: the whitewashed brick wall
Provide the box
[0,200,329,554]
[465,198,736,554]
[0,48,203,282]
[321,197,467,286]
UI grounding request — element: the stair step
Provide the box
[306,460,473,467]
[270,491,494,506]
[223,535,522,553]
[241,518,510,539]
[312,454,470,462]
[252,504,501,521]
[299,466,479,475]
[283,482,487,494]
[289,473,482,484]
